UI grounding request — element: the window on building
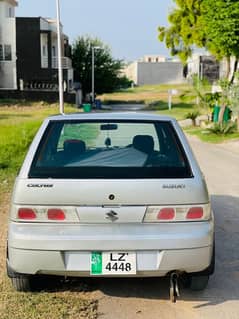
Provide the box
[43,45,47,57]
[4,45,12,61]
[148,57,152,62]
[0,44,12,61]
[0,45,3,61]
[52,46,56,57]
[7,6,14,18]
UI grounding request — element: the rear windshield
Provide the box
[29,120,192,179]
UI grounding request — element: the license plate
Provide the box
[91,252,136,275]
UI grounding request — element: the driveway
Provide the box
[101,104,145,111]
[92,135,239,319]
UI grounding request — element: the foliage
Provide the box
[227,72,239,130]
[184,125,239,143]
[204,92,221,109]
[201,0,239,61]
[158,0,239,78]
[185,110,200,126]
[229,72,239,112]
[158,0,207,63]
[206,122,237,135]
[180,74,211,109]
[72,36,130,96]
[158,0,205,63]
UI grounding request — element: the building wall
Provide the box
[141,55,166,63]
[40,33,49,68]
[0,0,17,89]
[16,17,73,91]
[137,62,185,86]
[123,62,138,84]
[16,17,59,88]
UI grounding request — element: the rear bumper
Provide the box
[8,221,214,276]
[8,246,213,277]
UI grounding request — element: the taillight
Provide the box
[18,208,36,220]
[157,208,175,221]
[186,207,203,219]
[47,209,65,220]
[14,206,79,222]
[144,204,211,223]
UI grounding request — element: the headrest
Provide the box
[64,139,86,155]
[133,135,154,154]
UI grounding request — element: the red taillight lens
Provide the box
[47,209,66,220]
[157,208,175,220]
[186,207,203,219]
[18,208,36,220]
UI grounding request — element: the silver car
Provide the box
[7,112,214,301]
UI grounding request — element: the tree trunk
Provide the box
[218,103,226,124]
[237,112,239,132]
[225,56,231,80]
[230,59,239,84]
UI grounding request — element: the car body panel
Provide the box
[7,112,214,279]
[8,247,212,276]
[12,177,209,206]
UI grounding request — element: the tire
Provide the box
[190,275,209,291]
[11,276,32,292]
[200,243,215,276]
[181,243,215,290]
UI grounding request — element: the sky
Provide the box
[16,0,175,61]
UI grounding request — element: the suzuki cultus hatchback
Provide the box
[7,112,214,302]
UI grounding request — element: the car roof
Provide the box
[46,112,176,122]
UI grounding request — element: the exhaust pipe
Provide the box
[170,272,180,303]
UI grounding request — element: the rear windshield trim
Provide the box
[29,167,193,179]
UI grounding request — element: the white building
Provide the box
[0,0,18,89]
[139,55,167,63]
[124,56,185,86]
[0,0,73,93]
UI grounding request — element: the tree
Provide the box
[72,36,129,96]
[158,0,239,80]
[225,73,239,130]
[158,0,206,64]
[201,0,239,81]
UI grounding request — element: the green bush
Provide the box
[185,110,201,126]
[185,110,200,120]
[206,122,237,135]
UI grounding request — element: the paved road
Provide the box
[91,135,239,319]
[101,104,146,112]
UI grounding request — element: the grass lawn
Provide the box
[0,103,77,197]
[99,83,209,121]
[0,102,99,319]
[184,126,239,143]
[0,270,98,319]
[99,83,191,104]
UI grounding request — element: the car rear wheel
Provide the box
[11,276,33,292]
[190,275,209,291]
[181,243,215,291]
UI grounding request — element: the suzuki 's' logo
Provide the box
[106,210,119,222]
